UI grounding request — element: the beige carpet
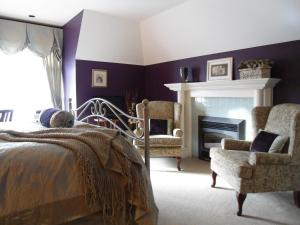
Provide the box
[66,158,300,225]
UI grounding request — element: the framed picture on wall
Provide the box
[92,69,107,87]
[207,57,233,81]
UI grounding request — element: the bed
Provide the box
[0,98,157,225]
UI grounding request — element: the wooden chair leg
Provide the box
[211,171,217,187]
[176,157,182,171]
[294,191,300,207]
[236,192,247,216]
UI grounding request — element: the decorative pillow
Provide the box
[150,119,173,135]
[50,110,74,128]
[250,130,288,153]
[39,108,60,127]
[269,135,289,153]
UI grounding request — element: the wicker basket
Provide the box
[239,67,271,79]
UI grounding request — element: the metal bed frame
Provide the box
[68,98,150,173]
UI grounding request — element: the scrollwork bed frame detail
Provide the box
[68,98,150,173]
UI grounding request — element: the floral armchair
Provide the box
[210,103,300,216]
[133,100,183,170]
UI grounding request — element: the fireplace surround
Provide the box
[165,78,280,157]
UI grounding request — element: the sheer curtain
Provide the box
[45,28,63,109]
[0,19,63,110]
[0,49,52,121]
[44,51,63,109]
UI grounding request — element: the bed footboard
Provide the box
[69,98,150,173]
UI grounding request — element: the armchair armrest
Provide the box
[221,138,251,151]
[173,128,183,138]
[249,152,292,165]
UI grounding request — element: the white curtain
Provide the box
[44,51,63,109]
[0,19,63,109]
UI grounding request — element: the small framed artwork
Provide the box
[92,69,107,87]
[207,57,233,81]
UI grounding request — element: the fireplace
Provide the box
[198,116,245,159]
[164,78,280,157]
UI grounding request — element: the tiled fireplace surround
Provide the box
[165,78,280,158]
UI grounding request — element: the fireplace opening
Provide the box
[198,116,245,160]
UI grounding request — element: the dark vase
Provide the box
[180,67,189,82]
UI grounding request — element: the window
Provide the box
[0,49,52,121]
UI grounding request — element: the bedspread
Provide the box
[0,125,158,225]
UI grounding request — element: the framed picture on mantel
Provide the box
[207,57,233,81]
[92,69,107,87]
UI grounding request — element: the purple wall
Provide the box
[144,40,300,104]
[63,14,299,107]
[75,60,145,107]
[62,11,83,109]
[62,11,145,109]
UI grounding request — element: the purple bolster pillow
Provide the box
[39,108,60,128]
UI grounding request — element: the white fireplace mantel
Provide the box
[165,78,280,90]
[165,78,280,105]
[164,78,280,157]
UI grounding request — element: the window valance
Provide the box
[0,19,62,59]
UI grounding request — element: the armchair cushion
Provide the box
[134,135,182,148]
[210,148,253,179]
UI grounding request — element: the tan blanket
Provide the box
[0,126,157,225]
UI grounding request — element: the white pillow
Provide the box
[268,135,289,153]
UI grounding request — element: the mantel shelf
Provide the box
[164,78,280,92]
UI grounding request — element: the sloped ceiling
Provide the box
[141,0,300,65]
[0,0,189,26]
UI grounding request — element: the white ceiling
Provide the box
[0,0,189,26]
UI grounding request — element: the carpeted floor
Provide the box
[66,158,300,225]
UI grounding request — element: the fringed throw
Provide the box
[0,127,153,225]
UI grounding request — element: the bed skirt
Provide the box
[0,196,95,225]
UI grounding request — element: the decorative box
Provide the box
[239,67,271,79]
